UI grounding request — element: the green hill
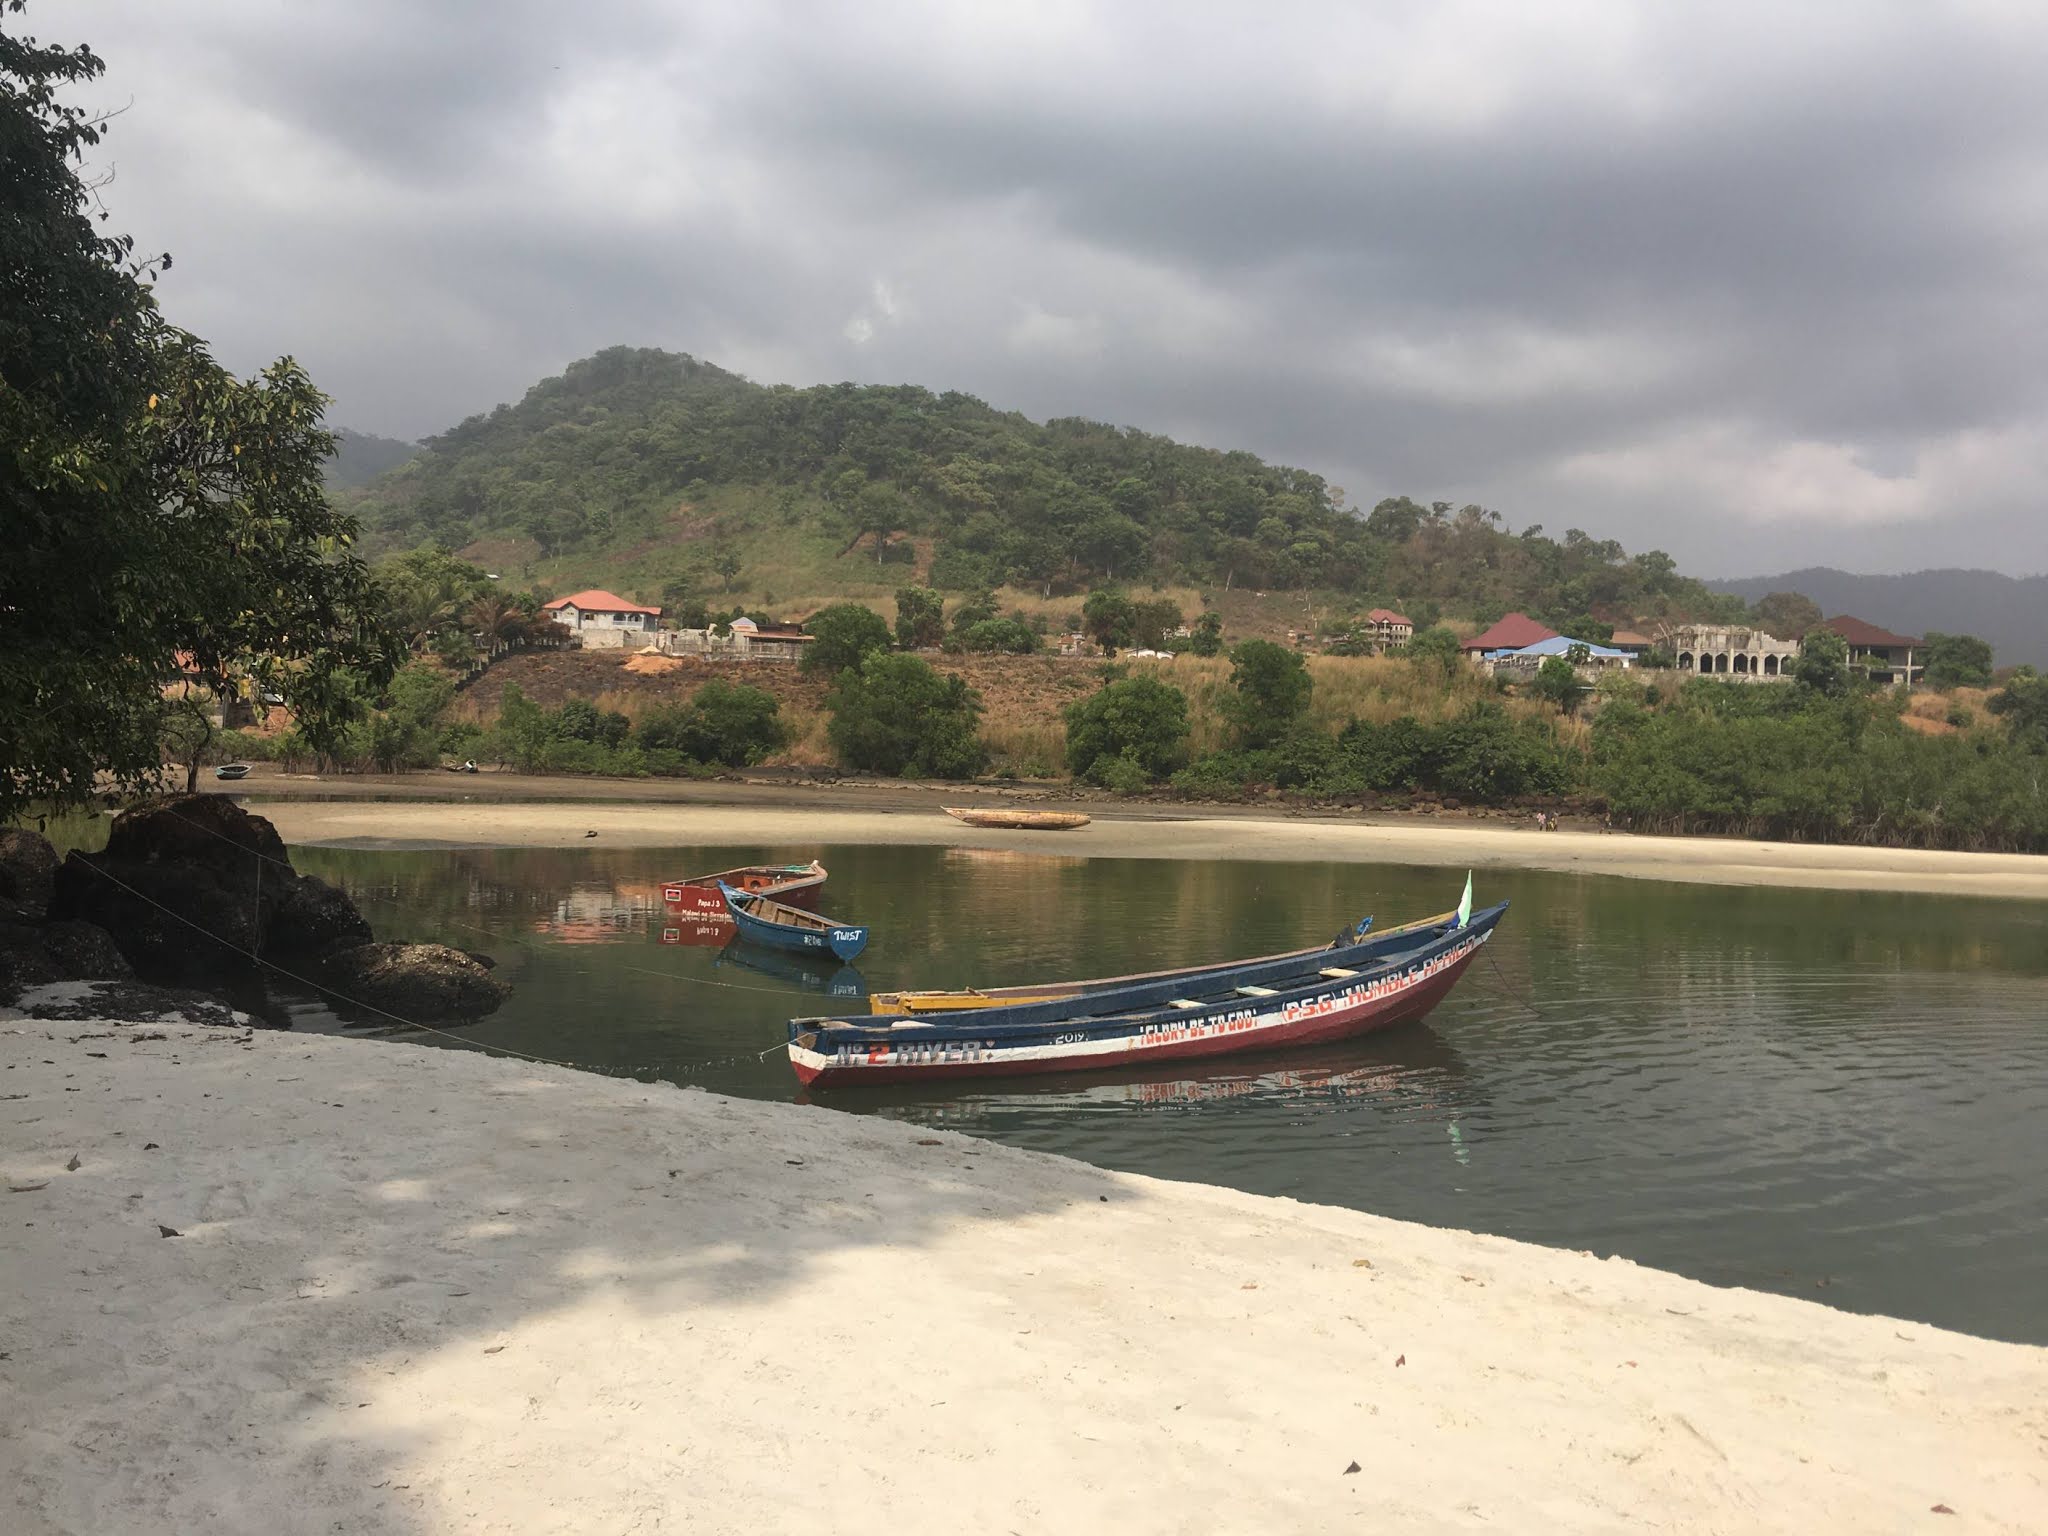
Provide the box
[338,345,1745,632]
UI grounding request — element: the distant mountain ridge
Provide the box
[325,428,418,491]
[1710,568,2048,667]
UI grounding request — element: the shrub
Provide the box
[956,617,1040,654]
[802,603,892,677]
[826,654,989,778]
[1063,675,1191,782]
[1189,612,1223,656]
[1225,640,1312,747]
[636,680,788,767]
[895,586,945,649]
[1089,752,1151,795]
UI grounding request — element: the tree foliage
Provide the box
[1,8,396,816]
[1224,640,1313,747]
[1794,629,1851,698]
[894,585,945,649]
[634,680,786,767]
[800,603,891,677]
[825,654,988,778]
[1922,632,1994,690]
[1063,675,1191,784]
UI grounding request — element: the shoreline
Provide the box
[4,1022,2043,1532]
[217,777,2048,900]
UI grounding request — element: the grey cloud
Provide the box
[52,0,2048,574]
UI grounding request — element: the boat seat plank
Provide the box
[1236,984,1277,997]
[1169,998,1203,1009]
[1320,967,1359,979]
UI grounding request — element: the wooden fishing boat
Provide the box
[868,917,1403,1014]
[720,883,870,961]
[943,806,1091,831]
[662,860,826,918]
[787,890,1506,1088]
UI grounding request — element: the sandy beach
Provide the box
[236,780,2048,900]
[3,1022,2043,1534]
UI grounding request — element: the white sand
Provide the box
[260,799,2048,901]
[3,1024,2043,1535]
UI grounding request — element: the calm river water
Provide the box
[289,841,2048,1345]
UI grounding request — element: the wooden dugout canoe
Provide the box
[943,806,1092,831]
[790,897,1507,1088]
[719,883,870,962]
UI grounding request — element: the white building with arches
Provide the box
[1666,624,1799,681]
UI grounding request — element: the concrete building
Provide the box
[1365,608,1414,647]
[1667,624,1799,681]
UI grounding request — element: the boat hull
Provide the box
[724,889,870,962]
[944,807,1091,831]
[790,925,1490,1088]
[664,863,826,918]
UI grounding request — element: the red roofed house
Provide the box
[1459,612,1559,654]
[1365,608,1414,647]
[1814,615,1924,686]
[542,590,662,649]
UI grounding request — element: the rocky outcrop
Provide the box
[33,796,509,1027]
[50,795,376,984]
[0,827,61,921]
[267,874,374,960]
[318,943,511,1023]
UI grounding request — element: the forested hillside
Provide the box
[338,347,1745,632]
[324,428,418,490]
[1712,568,2048,667]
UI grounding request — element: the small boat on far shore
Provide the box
[944,806,1091,831]
[663,861,826,917]
[719,884,870,961]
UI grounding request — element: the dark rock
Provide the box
[319,943,511,1023]
[6,978,254,1028]
[49,795,373,987]
[0,916,133,1004]
[268,874,373,960]
[52,852,264,986]
[100,793,291,874]
[0,828,61,921]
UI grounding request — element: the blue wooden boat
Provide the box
[787,882,1505,1088]
[719,883,869,961]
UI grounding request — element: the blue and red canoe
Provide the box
[786,888,1506,1088]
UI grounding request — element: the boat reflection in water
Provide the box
[802,1026,1472,1121]
[715,937,869,1000]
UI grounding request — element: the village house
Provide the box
[1365,608,1413,649]
[1481,634,1634,679]
[1665,623,1799,681]
[542,590,662,649]
[1459,612,1559,655]
[1813,615,1924,685]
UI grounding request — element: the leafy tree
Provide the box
[1795,629,1851,698]
[1533,655,1582,712]
[367,662,456,771]
[1082,588,1136,654]
[378,547,490,653]
[1225,640,1313,747]
[1988,668,2048,751]
[1405,626,1462,671]
[1077,512,1147,580]
[956,617,1039,654]
[713,545,742,591]
[801,603,891,677]
[948,589,1000,635]
[825,654,988,778]
[637,680,787,766]
[1,7,397,818]
[1063,676,1191,783]
[894,586,946,649]
[1922,632,1994,690]
[1752,591,1822,639]
[1130,598,1183,650]
[1189,611,1224,656]
[160,689,219,793]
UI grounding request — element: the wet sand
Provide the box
[234,779,2048,900]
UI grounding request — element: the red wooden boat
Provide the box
[662,861,826,918]
[787,885,1506,1089]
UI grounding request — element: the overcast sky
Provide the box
[53,0,2048,576]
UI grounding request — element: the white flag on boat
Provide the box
[1456,872,1473,928]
